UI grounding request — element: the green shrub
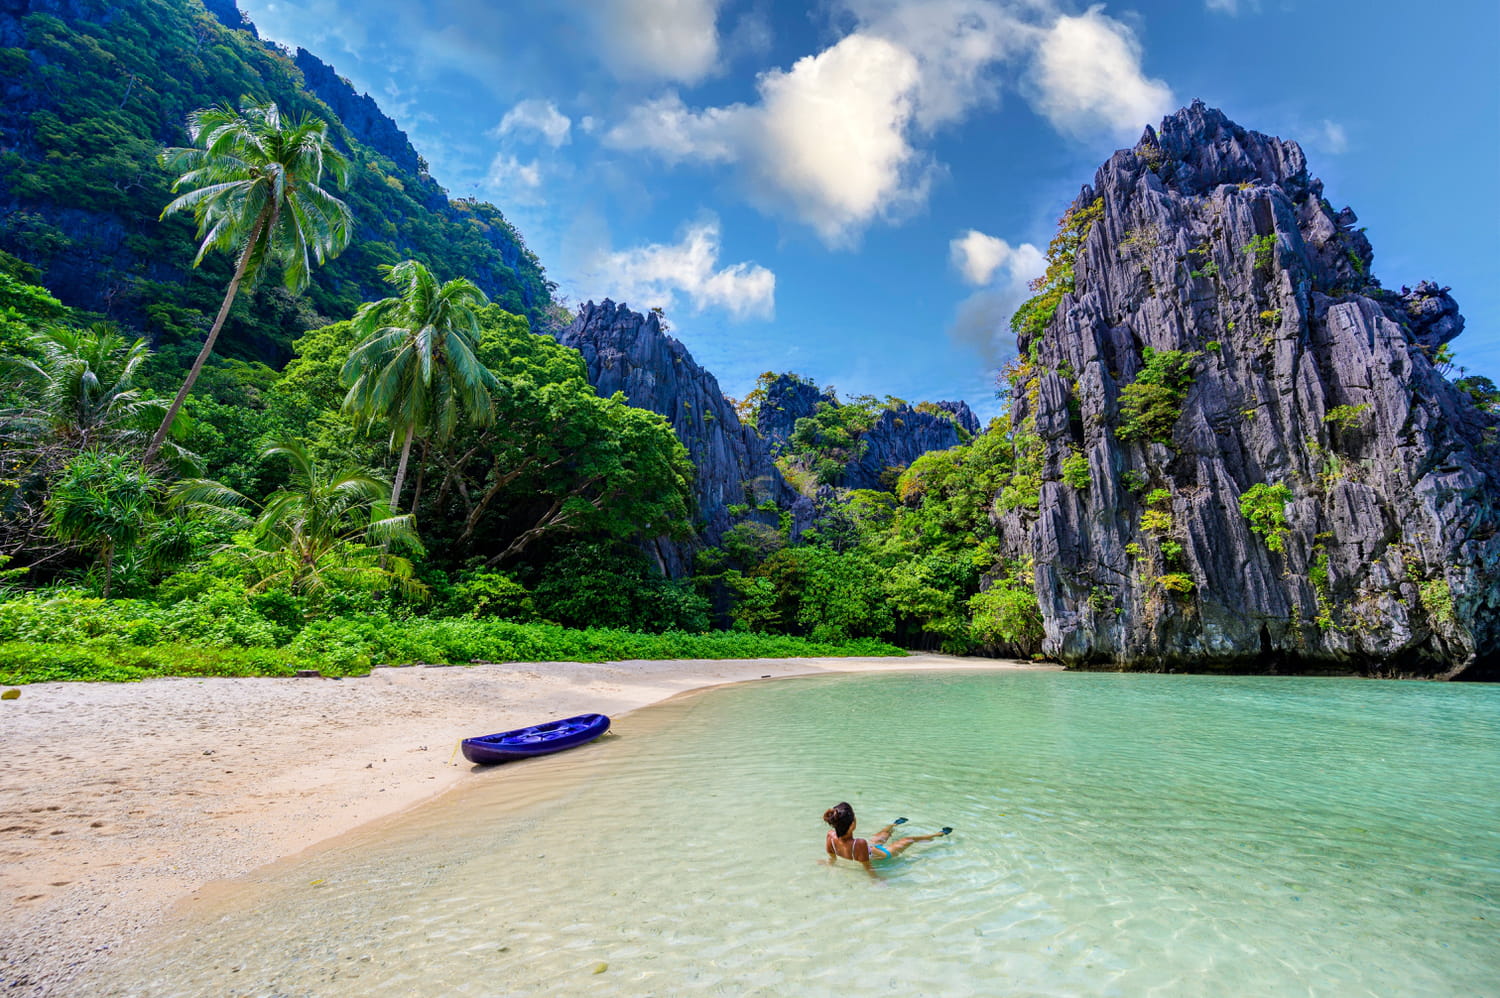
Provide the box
[1239,482,1293,553]
[968,565,1043,649]
[530,542,709,633]
[1244,233,1276,272]
[1010,198,1105,340]
[1139,509,1173,534]
[1323,403,1371,432]
[1419,578,1456,627]
[1155,573,1195,594]
[1117,348,1200,445]
[443,572,534,621]
[1061,449,1090,489]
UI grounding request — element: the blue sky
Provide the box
[238,0,1499,418]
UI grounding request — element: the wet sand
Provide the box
[0,655,1052,995]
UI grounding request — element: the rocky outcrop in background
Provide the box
[998,101,1498,679]
[555,302,806,576]
[753,374,832,452]
[752,373,981,490]
[848,402,980,491]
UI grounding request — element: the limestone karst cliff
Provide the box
[554,301,806,576]
[753,373,981,490]
[996,101,1498,678]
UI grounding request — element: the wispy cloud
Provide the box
[495,99,571,147]
[586,0,725,84]
[946,230,1045,365]
[586,218,775,320]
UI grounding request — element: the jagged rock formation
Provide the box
[754,374,832,452]
[555,301,806,576]
[293,48,423,180]
[753,373,981,490]
[846,402,980,490]
[998,101,1499,679]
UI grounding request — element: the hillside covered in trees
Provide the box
[0,0,555,374]
[0,1,1495,682]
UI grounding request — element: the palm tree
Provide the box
[2,325,191,562]
[341,260,498,510]
[174,439,424,600]
[145,99,353,464]
[4,323,160,452]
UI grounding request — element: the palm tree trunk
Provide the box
[390,424,415,512]
[144,216,265,465]
[410,438,430,512]
[102,543,113,600]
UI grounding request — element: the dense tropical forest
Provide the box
[0,1,1043,682]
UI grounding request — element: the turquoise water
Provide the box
[84,671,1499,996]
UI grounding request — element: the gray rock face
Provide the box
[293,48,421,178]
[753,373,981,489]
[999,101,1499,679]
[754,374,832,453]
[554,301,805,576]
[845,403,980,490]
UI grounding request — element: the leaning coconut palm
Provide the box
[342,260,498,512]
[174,439,424,601]
[2,324,165,452]
[145,100,353,464]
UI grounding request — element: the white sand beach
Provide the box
[0,655,1051,996]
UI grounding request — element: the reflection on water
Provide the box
[82,671,1500,996]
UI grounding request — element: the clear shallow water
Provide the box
[84,671,1499,997]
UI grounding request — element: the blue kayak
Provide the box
[461,712,611,765]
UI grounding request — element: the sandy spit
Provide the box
[0,654,1052,995]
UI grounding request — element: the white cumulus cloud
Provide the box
[951,229,1017,286]
[1029,6,1174,139]
[606,33,928,246]
[495,99,571,147]
[839,0,1032,130]
[588,219,775,320]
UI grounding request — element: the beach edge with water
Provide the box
[1,654,1052,996]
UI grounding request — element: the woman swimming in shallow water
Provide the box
[823,802,950,868]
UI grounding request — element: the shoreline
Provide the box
[0,654,1051,996]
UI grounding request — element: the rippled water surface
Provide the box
[86,671,1499,996]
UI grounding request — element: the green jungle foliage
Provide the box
[788,395,884,485]
[0,591,901,684]
[0,0,553,376]
[694,417,1043,657]
[1117,348,1200,444]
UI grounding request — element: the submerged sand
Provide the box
[0,654,1051,995]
